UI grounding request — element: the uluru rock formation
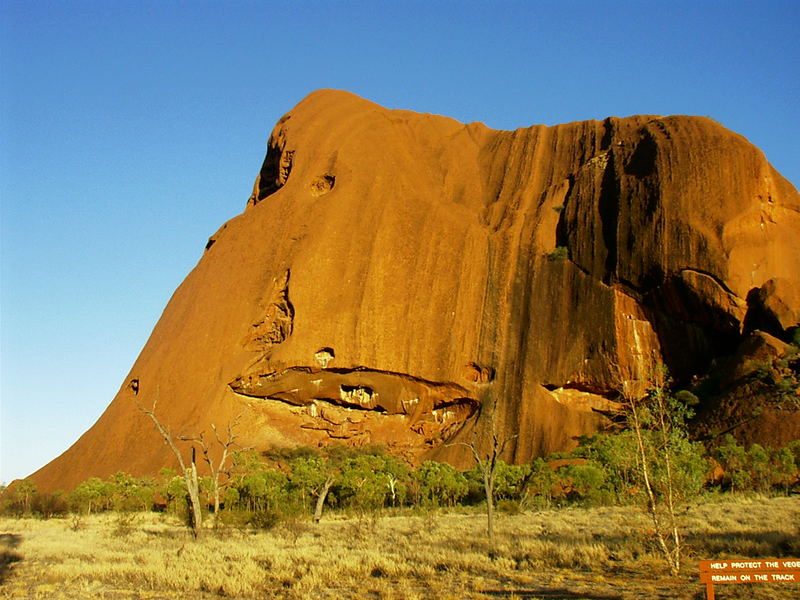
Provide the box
[31,90,800,492]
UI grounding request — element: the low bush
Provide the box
[546,246,568,261]
[216,509,280,531]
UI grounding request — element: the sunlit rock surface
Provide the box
[32,90,800,491]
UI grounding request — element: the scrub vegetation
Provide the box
[2,369,799,598]
[1,433,798,600]
[4,434,798,525]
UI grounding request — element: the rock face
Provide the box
[31,90,800,492]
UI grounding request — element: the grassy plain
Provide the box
[1,495,798,600]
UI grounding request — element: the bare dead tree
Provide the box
[137,398,203,538]
[452,430,517,540]
[180,413,243,518]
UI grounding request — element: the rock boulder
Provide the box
[30,90,800,491]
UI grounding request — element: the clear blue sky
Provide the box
[1,1,798,484]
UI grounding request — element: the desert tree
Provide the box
[71,477,114,514]
[411,460,468,508]
[747,443,772,493]
[713,434,752,492]
[137,398,203,538]
[382,455,409,507]
[452,430,517,540]
[179,413,243,517]
[770,445,798,494]
[106,471,156,512]
[15,479,37,515]
[289,454,336,523]
[611,358,701,576]
[310,462,334,522]
[334,452,409,512]
[158,468,190,514]
[526,457,559,508]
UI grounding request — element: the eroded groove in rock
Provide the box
[251,116,294,205]
[640,269,747,378]
[310,174,335,197]
[742,278,800,340]
[462,362,494,383]
[598,148,620,280]
[229,365,479,448]
[543,384,622,415]
[624,128,659,178]
[678,267,738,296]
[230,366,478,414]
[314,347,335,368]
[242,270,294,353]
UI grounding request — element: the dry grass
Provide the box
[0,496,798,599]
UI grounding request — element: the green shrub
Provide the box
[217,509,280,531]
[495,499,524,514]
[247,509,280,530]
[216,509,251,529]
[558,462,610,506]
[412,461,468,507]
[112,512,139,537]
[546,246,569,261]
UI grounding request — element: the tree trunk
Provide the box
[313,477,335,523]
[629,396,679,576]
[138,399,207,538]
[186,448,203,538]
[484,475,495,540]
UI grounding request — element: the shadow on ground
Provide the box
[0,533,23,584]
[481,590,621,599]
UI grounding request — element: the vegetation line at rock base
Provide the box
[2,435,798,522]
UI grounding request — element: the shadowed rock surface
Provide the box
[30,90,800,492]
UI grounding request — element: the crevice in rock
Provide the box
[678,267,737,296]
[229,365,479,435]
[242,270,294,353]
[230,365,479,447]
[565,257,595,281]
[743,286,787,341]
[541,382,622,415]
[204,223,228,252]
[463,362,494,383]
[644,271,743,337]
[231,365,476,405]
[639,272,746,381]
[600,117,615,151]
[338,385,378,409]
[253,131,294,205]
[598,149,620,281]
[542,382,617,397]
[614,275,646,299]
[554,174,574,249]
[624,129,658,178]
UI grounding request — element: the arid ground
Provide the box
[1,495,798,599]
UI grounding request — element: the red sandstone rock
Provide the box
[29,90,800,492]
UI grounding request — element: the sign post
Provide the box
[699,558,800,600]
